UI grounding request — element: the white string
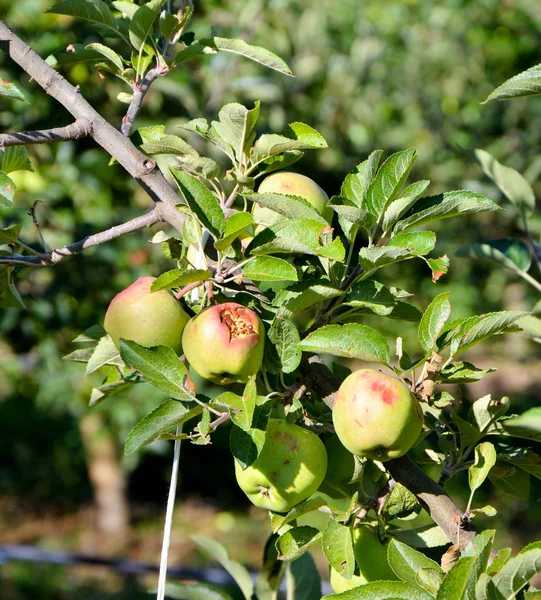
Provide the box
[156,425,182,600]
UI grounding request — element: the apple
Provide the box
[332,369,423,461]
[253,172,332,229]
[318,434,357,499]
[330,525,397,592]
[104,276,189,353]
[234,418,328,512]
[182,302,265,385]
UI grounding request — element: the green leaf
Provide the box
[85,335,124,374]
[490,407,541,442]
[267,318,302,374]
[119,340,194,401]
[438,362,496,384]
[436,556,477,600]
[485,63,541,103]
[48,0,118,32]
[229,401,269,470]
[191,535,254,600]
[387,539,443,594]
[212,102,260,165]
[0,265,25,308]
[340,150,383,209]
[86,42,124,71]
[162,581,233,600]
[151,269,211,291]
[276,526,322,561]
[0,77,30,103]
[342,280,396,316]
[498,447,541,481]
[418,292,452,353]
[288,553,322,600]
[300,324,389,363]
[470,148,535,217]
[393,191,502,234]
[0,172,16,206]
[129,0,166,51]
[247,192,328,224]
[273,279,342,316]
[141,135,199,157]
[213,37,292,76]
[252,122,327,162]
[486,549,513,577]
[469,395,510,433]
[388,231,437,256]
[323,581,434,600]
[491,545,541,599]
[1,146,32,174]
[270,497,328,533]
[175,156,220,180]
[358,246,412,272]
[0,224,21,245]
[426,255,450,283]
[488,463,530,500]
[437,311,526,355]
[365,148,417,217]
[124,399,202,454]
[171,170,225,238]
[327,196,376,231]
[382,483,420,521]
[243,256,298,282]
[318,237,346,262]
[112,1,138,18]
[392,525,450,549]
[258,150,304,176]
[214,212,254,251]
[456,238,532,273]
[322,521,355,578]
[469,442,497,493]
[382,180,430,233]
[230,378,256,432]
[247,218,328,256]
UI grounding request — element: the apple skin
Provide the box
[253,172,332,229]
[318,434,357,499]
[104,276,189,353]
[329,525,397,592]
[234,418,328,512]
[332,369,423,461]
[182,302,265,385]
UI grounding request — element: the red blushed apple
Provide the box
[182,302,265,385]
[104,276,189,354]
[332,369,423,461]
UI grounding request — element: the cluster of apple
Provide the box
[103,172,424,591]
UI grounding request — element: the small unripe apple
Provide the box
[182,302,265,385]
[332,369,423,461]
[235,418,328,512]
[104,276,190,353]
[329,525,397,592]
[253,172,332,229]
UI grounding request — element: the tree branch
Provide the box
[0,208,162,267]
[121,68,161,137]
[302,355,477,551]
[0,22,185,232]
[0,119,91,146]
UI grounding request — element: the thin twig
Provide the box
[0,119,92,146]
[121,68,161,137]
[28,200,47,251]
[0,208,162,267]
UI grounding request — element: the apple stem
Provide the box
[156,425,183,600]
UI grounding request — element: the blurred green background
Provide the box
[1,0,541,597]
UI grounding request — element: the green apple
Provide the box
[332,369,423,461]
[234,418,328,512]
[253,172,332,230]
[329,525,397,592]
[104,276,189,353]
[318,434,357,499]
[182,302,265,385]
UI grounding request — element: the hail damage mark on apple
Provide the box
[220,305,256,340]
[370,378,397,405]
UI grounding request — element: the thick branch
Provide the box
[0,208,161,267]
[0,119,91,146]
[0,22,185,231]
[121,68,160,136]
[302,355,476,551]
